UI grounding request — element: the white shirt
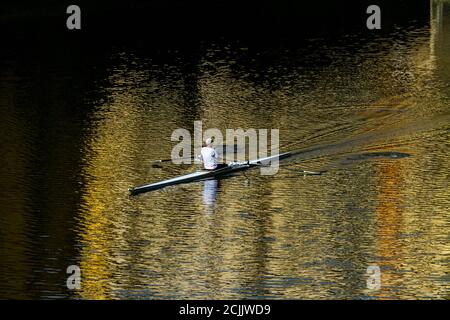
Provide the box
[201,146,219,170]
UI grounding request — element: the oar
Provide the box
[274,165,326,176]
[299,169,325,175]
[150,144,239,164]
[151,156,196,164]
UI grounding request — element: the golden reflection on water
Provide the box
[373,161,405,299]
[72,13,450,299]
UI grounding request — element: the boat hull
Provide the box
[129,164,251,195]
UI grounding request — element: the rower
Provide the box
[200,138,227,171]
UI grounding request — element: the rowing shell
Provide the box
[129,152,291,195]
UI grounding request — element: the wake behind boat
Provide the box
[129,152,291,195]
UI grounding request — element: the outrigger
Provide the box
[129,152,292,195]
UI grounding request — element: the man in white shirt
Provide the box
[200,138,227,170]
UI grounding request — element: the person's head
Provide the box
[205,137,213,147]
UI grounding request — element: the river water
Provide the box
[1,6,449,299]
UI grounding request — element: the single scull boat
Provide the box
[129,152,291,195]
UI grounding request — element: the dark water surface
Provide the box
[1,6,449,299]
